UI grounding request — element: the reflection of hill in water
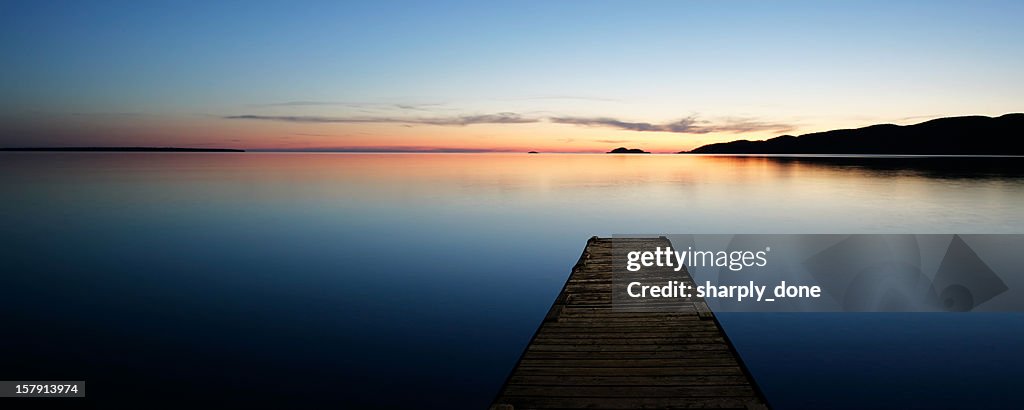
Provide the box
[762,156,1024,180]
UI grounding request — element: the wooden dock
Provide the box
[491,237,769,409]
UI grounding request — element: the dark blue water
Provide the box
[719,313,1024,409]
[2,153,1023,408]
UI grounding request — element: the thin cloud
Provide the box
[251,101,445,111]
[225,111,793,134]
[69,112,154,118]
[224,112,538,126]
[550,115,794,134]
[510,95,622,103]
[711,117,797,134]
[551,116,670,132]
[394,103,445,110]
[897,114,941,121]
[292,132,336,137]
[255,101,347,107]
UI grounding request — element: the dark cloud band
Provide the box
[223,112,537,126]
[225,112,793,134]
[550,116,794,134]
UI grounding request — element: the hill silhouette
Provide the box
[681,114,1024,155]
[607,147,650,154]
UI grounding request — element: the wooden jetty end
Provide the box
[491,236,769,410]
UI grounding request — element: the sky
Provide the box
[1,0,1022,152]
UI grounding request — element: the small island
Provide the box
[607,147,650,154]
[0,147,245,152]
[527,151,539,154]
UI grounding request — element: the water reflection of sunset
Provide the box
[7,153,1021,234]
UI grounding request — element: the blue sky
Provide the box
[2,0,1022,151]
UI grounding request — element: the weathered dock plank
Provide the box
[491,237,768,410]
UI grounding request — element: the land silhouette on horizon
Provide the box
[608,147,650,154]
[681,114,1024,155]
[0,147,245,152]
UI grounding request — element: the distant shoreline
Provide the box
[4,149,1023,156]
[0,147,245,152]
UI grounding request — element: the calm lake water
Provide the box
[2,153,1023,408]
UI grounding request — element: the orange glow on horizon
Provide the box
[7,110,975,153]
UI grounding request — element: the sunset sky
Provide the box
[2,1,1022,153]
